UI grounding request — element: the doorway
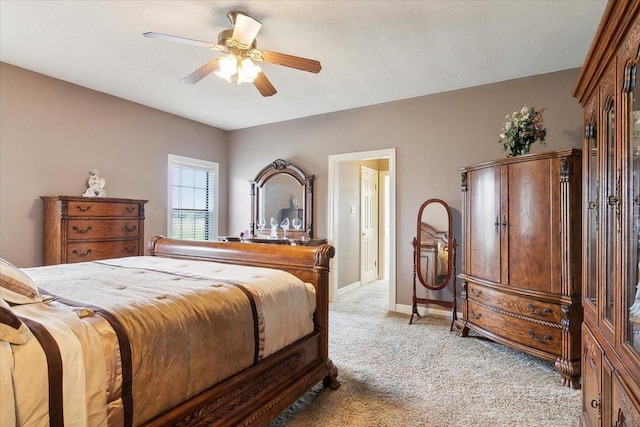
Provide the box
[327,149,396,311]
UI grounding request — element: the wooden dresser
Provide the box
[41,196,148,265]
[457,149,582,388]
[574,1,640,425]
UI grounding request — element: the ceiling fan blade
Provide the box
[181,58,220,84]
[253,72,277,97]
[231,12,262,46]
[143,32,217,49]
[255,50,321,74]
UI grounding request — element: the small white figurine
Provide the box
[289,194,300,209]
[82,169,107,197]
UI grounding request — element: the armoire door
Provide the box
[582,325,603,427]
[466,166,502,283]
[506,158,559,293]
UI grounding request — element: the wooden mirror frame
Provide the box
[250,159,315,238]
[410,198,457,329]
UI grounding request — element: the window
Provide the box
[168,154,218,241]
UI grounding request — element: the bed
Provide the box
[418,222,448,285]
[0,236,338,426]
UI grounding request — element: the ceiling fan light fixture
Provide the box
[214,53,238,82]
[231,12,262,47]
[236,58,261,83]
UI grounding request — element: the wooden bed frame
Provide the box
[141,236,339,426]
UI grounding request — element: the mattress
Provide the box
[1,256,316,426]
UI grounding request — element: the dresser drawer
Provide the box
[468,301,562,355]
[66,219,140,240]
[65,201,140,217]
[66,241,139,263]
[466,282,561,324]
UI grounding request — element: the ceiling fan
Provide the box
[143,11,322,97]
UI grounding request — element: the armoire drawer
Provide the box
[468,301,562,355]
[466,282,562,324]
[66,219,140,240]
[65,201,140,217]
[66,241,139,263]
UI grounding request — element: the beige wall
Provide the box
[0,62,583,307]
[0,63,229,267]
[228,68,583,307]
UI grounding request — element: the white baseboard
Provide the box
[337,281,361,296]
[395,303,462,321]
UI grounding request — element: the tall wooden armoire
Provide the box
[457,150,583,388]
[573,0,640,425]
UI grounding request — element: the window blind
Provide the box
[171,163,216,241]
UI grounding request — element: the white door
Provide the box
[360,166,379,284]
[379,171,390,279]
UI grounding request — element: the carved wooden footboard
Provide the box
[142,236,339,426]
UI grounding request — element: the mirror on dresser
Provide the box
[409,198,457,329]
[248,159,315,243]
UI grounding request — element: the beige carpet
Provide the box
[268,279,581,427]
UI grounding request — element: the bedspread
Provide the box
[2,256,316,426]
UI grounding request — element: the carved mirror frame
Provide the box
[410,198,457,329]
[250,159,315,237]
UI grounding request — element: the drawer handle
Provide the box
[76,205,91,212]
[470,310,482,320]
[123,225,137,232]
[125,207,135,213]
[528,330,552,344]
[469,288,482,298]
[72,249,92,257]
[590,399,600,409]
[72,226,92,234]
[124,246,136,253]
[527,304,552,317]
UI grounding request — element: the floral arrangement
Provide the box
[499,106,547,157]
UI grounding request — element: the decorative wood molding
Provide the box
[314,244,335,269]
[560,157,571,183]
[272,159,289,170]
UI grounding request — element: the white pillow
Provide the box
[0,297,30,344]
[0,258,42,304]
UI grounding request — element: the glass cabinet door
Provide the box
[586,119,599,308]
[605,100,617,325]
[627,63,640,353]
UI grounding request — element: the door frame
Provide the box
[327,148,396,311]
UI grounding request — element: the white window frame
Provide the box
[167,154,219,241]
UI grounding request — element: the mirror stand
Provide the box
[410,237,457,329]
[409,199,458,330]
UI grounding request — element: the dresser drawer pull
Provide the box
[469,288,482,298]
[470,310,482,320]
[527,304,552,317]
[528,330,552,344]
[124,246,136,253]
[123,225,137,232]
[76,205,91,212]
[72,249,92,257]
[125,207,135,213]
[72,226,92,234]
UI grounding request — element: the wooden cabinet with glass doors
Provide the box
[574,1,640,425]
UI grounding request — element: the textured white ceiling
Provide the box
[0,1,607,131]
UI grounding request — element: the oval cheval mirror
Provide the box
[409,199,457,330]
